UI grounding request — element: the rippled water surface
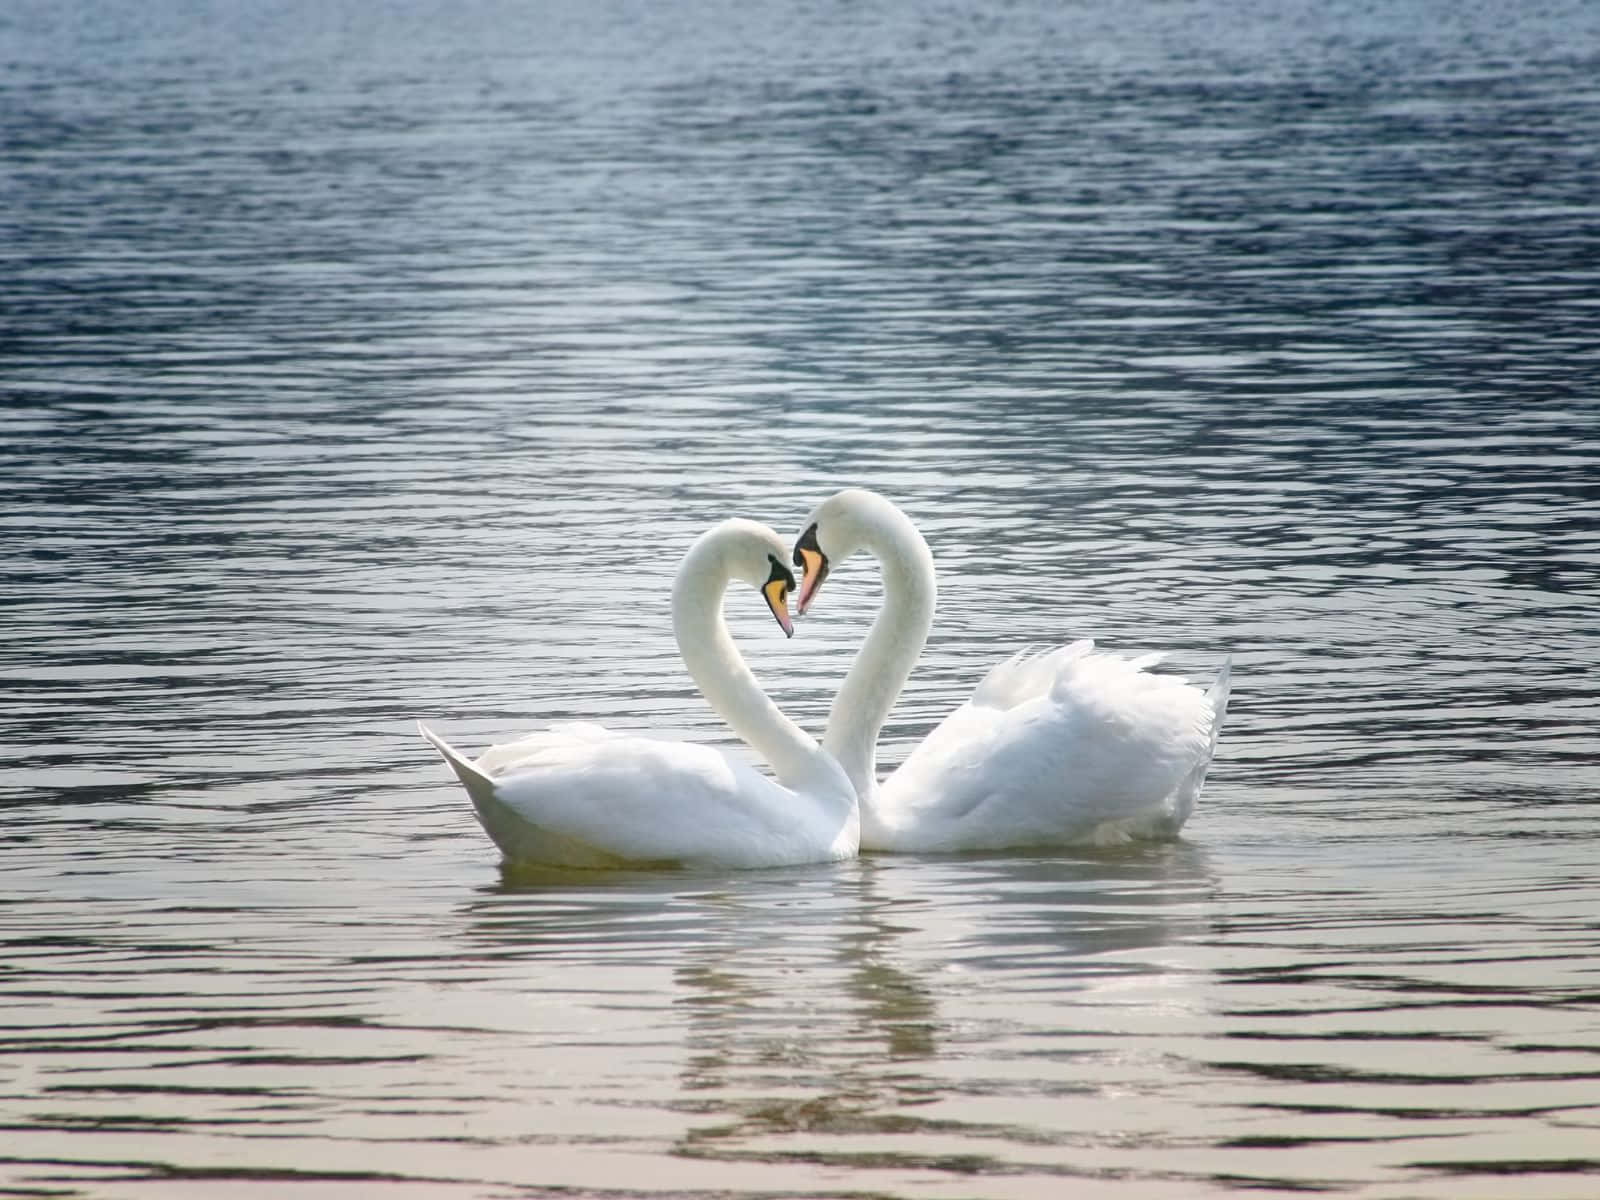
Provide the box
[4,0,1599,1196]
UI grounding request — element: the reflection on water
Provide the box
[4,0,1600,1195]
[454,849,1222,1189]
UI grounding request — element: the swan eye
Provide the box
[791,525,829,615]
[765,554,796,591]
[793,522,821,571]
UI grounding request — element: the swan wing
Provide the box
[871,640,1100,787]
[421,723,845,869]
[490,734,833,866]
[873,648,1224,852]
[969,638,1096,709]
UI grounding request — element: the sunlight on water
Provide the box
[3,0,1600,1196]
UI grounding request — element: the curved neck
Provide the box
[672,540,846,801]
[822,500,935,799]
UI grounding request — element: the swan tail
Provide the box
[1158,655,1232,836]
[1204,655,1233,755]
[418,721,499,812]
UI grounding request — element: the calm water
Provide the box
[4,0,1599,1196]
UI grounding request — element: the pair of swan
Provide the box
[419,489,1230,869]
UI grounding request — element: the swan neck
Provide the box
[673,543,844,800]
[823,502,935,799]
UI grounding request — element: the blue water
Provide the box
[4,1,1599,1196]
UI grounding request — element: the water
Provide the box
[4,0,1599,1195]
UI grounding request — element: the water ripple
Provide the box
[5,0,1600,1196]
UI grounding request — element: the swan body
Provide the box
[793,489,1230,853]
[421,519,857,870]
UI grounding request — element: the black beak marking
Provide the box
[794,522,820,570]
[766,553,796,591]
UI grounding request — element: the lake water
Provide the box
[3,0,1599,1196]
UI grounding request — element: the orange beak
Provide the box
[763,577,794,638]
[796,547,827,615]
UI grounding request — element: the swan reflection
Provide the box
[454,845,1215,1169]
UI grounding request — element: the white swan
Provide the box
[792,489,1230,852]
[419,519,857,869]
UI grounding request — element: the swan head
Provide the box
[706,519,798,638]
[792,488,881,615]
